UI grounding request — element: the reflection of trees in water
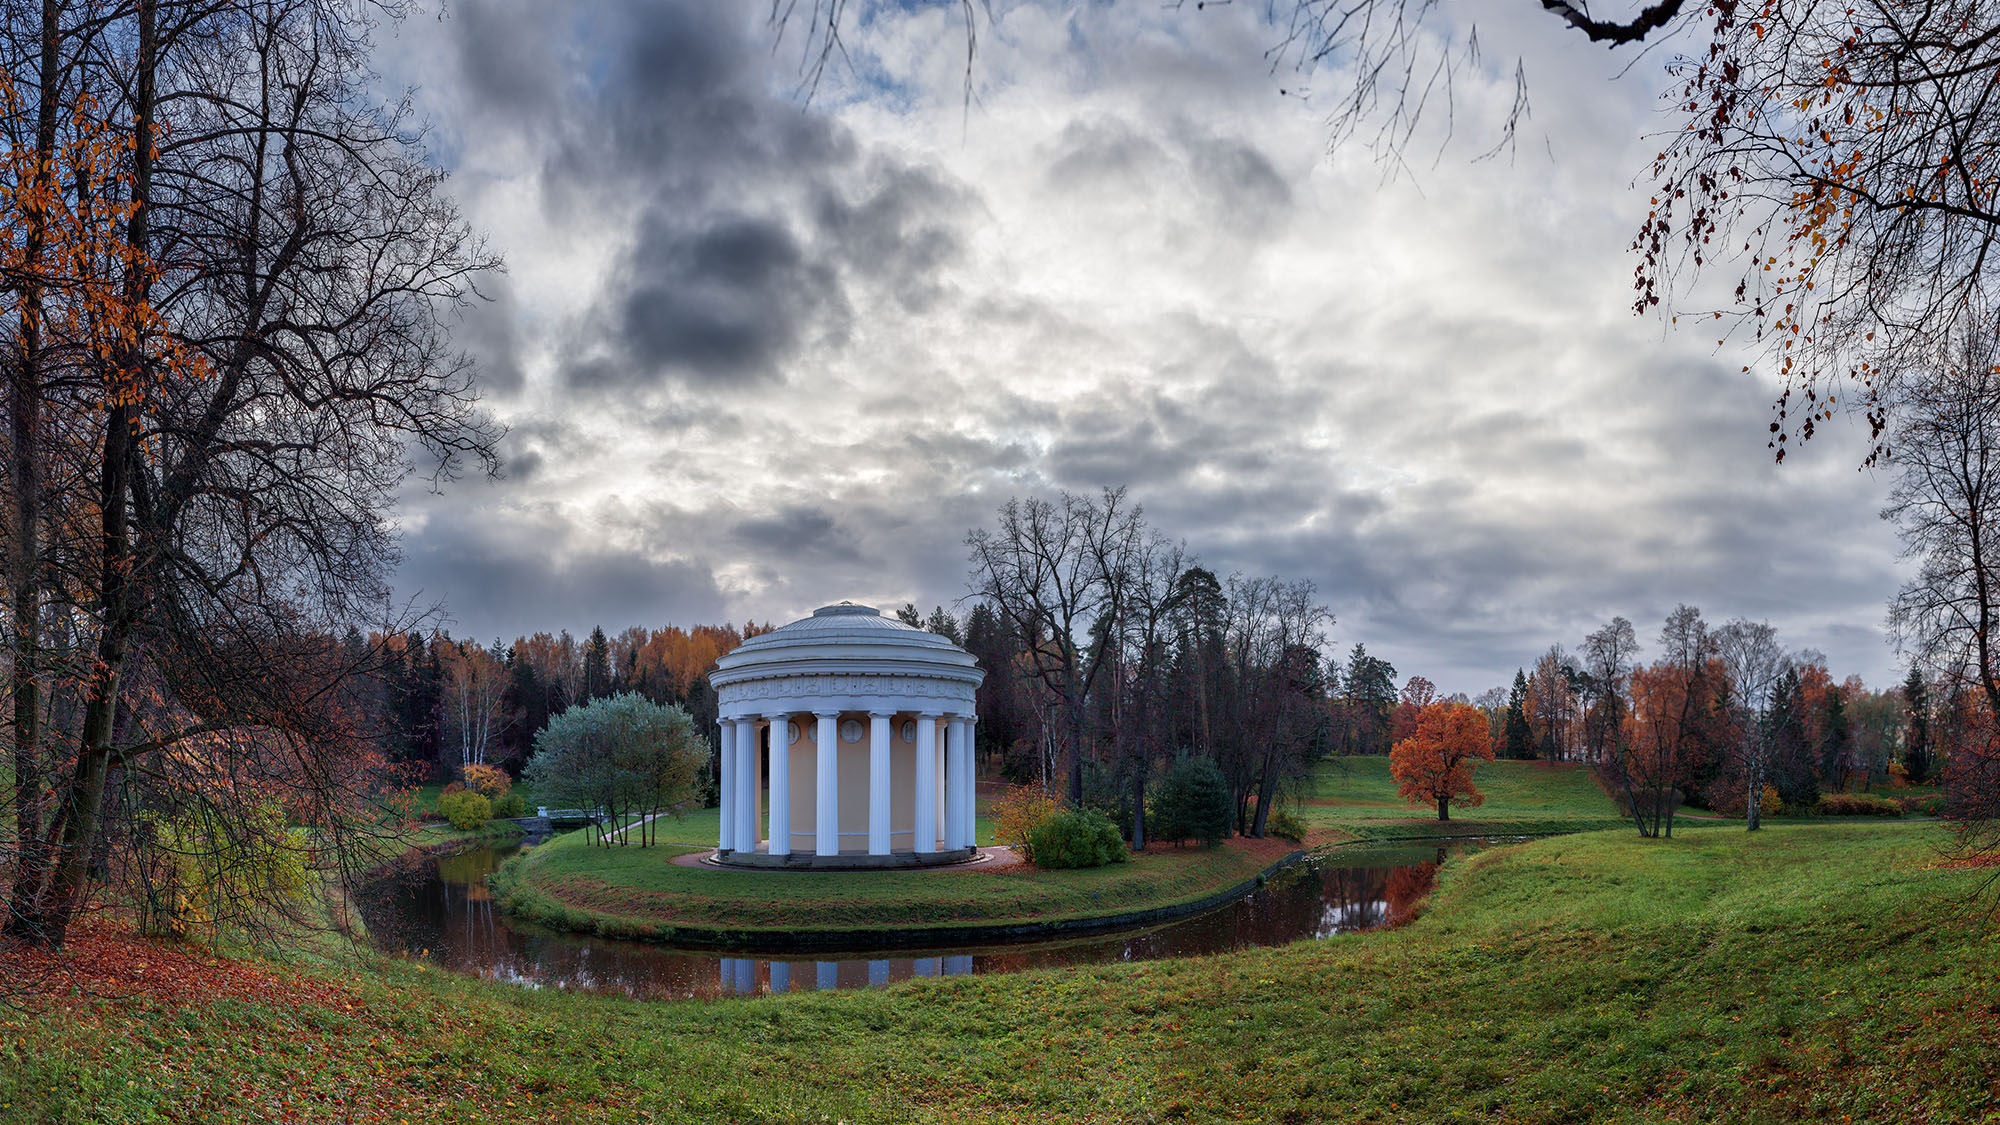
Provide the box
[1315,867,1390,935]
[1384,855,1442,928]
[366,845,1475,1001]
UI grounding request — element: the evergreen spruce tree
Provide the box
[1504,669,1535,760]
[583,626,613,701]
[1902,667,1933,784]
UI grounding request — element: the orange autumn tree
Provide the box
[1390,701,1496,821]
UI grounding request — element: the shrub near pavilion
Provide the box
[1390,701,1497,820]
[1027,808,1128,869]
[991,784,1063,861]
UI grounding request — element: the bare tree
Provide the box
[967,488,1142,803]
[1580,616,1641,763]
[1884,322,2000,843]
[1222,574,1332,837]
[3,0,500,949]
[1714,618,1785,830]
[440,638,512,770]
[1111,532,1192,848]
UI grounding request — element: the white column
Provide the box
[942,715,963,849]
[767,712,791,856]
[728,716,744,848]
[945,715,972,850]
[734,717,758,853]
[868,711,893,855]
[914,712,940,853]
[815,711,841,856]
[960,716,976,840]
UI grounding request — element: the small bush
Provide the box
[461,763,512,798]
[1267,808,1307,843]
[992,784,1064,861]
[440,780,467,797]
[1027,808,1128,869]
[491,792,526,819]
[1149,756,1234,847]
[1759,784,1782,817]
[437,789,492,831]
[1816,792,1903,817]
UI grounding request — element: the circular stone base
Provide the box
[706,846,983,871]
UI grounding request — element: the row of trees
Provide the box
[346,622,765,780]
[1472,608,1966,837]
[965,488,1336,846]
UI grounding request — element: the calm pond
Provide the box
[357,837,1512,1002]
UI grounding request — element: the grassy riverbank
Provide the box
[4,821,1992,1123]
[493,825,1302,940]
[1304,755,1635,839]
[492,755,1627,941]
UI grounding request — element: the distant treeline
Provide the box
[351,622,763,780]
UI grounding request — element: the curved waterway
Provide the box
[357,838,1509,1002]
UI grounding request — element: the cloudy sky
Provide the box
[373,1,1907,697]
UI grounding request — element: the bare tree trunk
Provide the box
[4,0,62,941]
[1437,797,1449,821]
[1746,748,1763,832]
[18,0,153,948]
[1250,745,1281,837]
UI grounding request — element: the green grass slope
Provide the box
[1302,755,1635,838]
[6,822,1993,1124]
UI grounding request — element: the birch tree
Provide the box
[1715,618,1786,830]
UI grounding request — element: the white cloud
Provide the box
[379,0,1909,694]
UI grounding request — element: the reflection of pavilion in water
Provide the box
[720,956,974,995]
[360,842,1452,1001]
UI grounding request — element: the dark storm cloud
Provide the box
[813,161,970,313]
[439,0,971,393]
[610,213,845,384]
[731,506,864,562]
[504,448,543,482]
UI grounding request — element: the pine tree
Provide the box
[1504,669,1535,760]
[583,626,613,701]
[1902,667,1933,784]
[924,605,962,644]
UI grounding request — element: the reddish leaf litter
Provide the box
[1932,852,2000,871]
[0,917,357,1010]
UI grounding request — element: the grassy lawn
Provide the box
[1299,755,1634,839]
[495,821,1301,939]
[4,821,1993,1123]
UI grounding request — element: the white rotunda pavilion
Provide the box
[708,602,985,868]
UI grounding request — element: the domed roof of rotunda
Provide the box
[710,602,983,689]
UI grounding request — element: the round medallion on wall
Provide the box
[839,718,863,744]
[787,720,802,745]
[899,720,917,743]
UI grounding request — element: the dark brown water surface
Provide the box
[357,838,1511,1002]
